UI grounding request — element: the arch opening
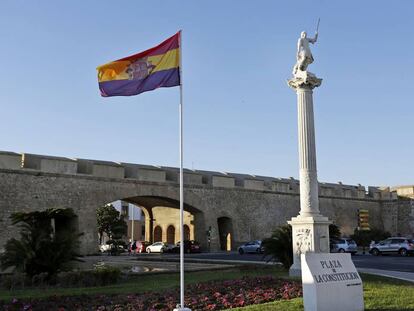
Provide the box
[97,195,206,252]
[154,226,162,242]
[124,195,205,247]
[167,225,176,244]
[217,217,234,251]
[183,224,190,241]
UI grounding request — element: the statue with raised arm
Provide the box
[293,31,318,75]
[288,19,322,89]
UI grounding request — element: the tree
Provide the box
[262,225,293,270]
[96,204,127,244]
[351,228,391,248]
[0,208,82,278]
[329,224,341,241]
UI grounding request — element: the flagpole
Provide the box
[174,30,190,311]
[179,28,185,309]
[131,204,134,247]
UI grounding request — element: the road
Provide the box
[351,254,414,273]
[138,252,414,273]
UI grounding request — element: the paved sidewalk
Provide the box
[358,268,414,283]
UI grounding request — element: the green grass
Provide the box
[1,268,414,310]
[233,299,303,311]
[233,273,414,311]
[0,266,285,301]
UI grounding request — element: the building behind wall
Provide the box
[152,206,194,244]
[126,220,144,241]
[115,201,146,241]
[392,186,414,199]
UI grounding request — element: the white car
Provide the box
[146,242,167,253]
[99,243,125,253]
[99,244,111,252]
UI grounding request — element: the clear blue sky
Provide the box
[0,0,412,187]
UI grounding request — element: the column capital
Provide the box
[287,71,322,90]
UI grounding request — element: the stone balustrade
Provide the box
[0,151,398,200]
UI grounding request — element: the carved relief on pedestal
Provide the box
[295,228,312,256]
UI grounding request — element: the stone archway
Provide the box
[154,226,162,242]
[124,195,205,248]
[217,217,234,251]
[167,225,175,244]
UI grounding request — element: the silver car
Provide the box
[238,240,263,254]
[330,238,358,254]
[369,237,414,256]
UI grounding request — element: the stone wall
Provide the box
[0,151,411,254]
[382,199,414,236]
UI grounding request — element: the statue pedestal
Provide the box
[287,71,330,277]
[288,215,331,276]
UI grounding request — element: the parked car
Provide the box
[238,240,263,255]
[164,243,176,253]
[369,237,414,256]
[171,240,201,253]
[99,244,111,253]
[146,242,167,253]
[100,243,125,254]
[330,238,358,255]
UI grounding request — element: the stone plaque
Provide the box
[301,253,364,311]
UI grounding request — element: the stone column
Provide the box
[287,71,331,276]
[143,207,154,243]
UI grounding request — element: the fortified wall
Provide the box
[0,151,412,254]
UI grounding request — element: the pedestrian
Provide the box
[127,239,132,255]
[131,240,137,254]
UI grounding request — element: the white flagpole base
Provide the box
[173,308,191,311]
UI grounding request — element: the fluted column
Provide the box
[287,72,330,277]
[297,86,320,216]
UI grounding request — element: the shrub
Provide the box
[93,265,121,286]
[31,272,49,288]
[351,228,391,247]
[0,208,83,278]
[261,224,341,270]
[0,266,121,290]
[329,223,341,240]
[56,266,121,288]
[0,273,27,290]
[262,225,293,270]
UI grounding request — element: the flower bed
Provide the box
[1,276,302,311]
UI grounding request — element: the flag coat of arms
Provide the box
[97,32,180,97]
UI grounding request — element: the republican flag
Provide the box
[97,32,180,97]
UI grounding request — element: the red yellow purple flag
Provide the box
[97,32,180,97]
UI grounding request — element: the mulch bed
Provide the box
[1,276,302,311]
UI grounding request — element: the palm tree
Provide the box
[0,208,83,277]
[262,225,293,270]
